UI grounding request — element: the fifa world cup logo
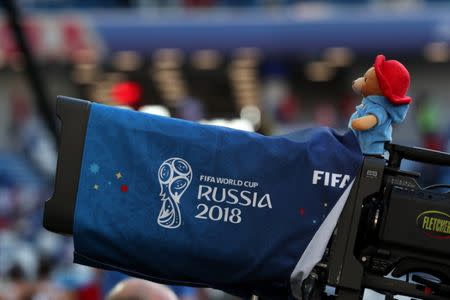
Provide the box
[157,158,192,229]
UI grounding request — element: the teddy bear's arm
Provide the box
[351,114,378,131]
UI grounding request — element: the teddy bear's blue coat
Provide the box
[349,95,409,155]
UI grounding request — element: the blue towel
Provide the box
[72,103,363,299]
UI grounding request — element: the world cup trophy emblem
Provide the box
[157,158,192,229]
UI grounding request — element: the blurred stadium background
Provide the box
[0,0,449,299]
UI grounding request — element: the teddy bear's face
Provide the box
[352,67,383,98]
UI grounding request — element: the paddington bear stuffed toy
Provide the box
[349,54,412,155]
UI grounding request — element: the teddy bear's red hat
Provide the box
[374,55,412,105]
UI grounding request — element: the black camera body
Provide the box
[304,144,450,300]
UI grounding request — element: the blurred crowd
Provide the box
[0,0,449,300]
[1,54,449,300]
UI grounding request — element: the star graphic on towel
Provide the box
[89,163,100,174]
[93,184,99,190]
[115,172,123,179]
